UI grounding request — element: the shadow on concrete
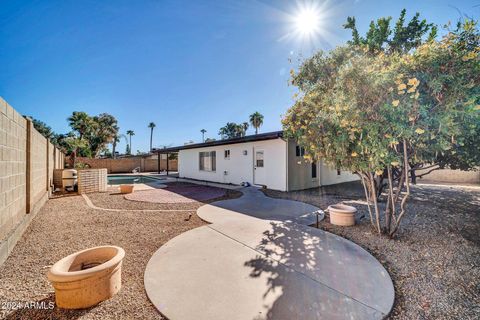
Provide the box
[243,220,391,319]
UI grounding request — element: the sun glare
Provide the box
[294,7,321,36]
[276,0,339,50]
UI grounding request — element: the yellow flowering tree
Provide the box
[283,19,479,237]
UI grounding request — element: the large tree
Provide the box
[88,113,119,157]
[66,111,119,158]
[283,18,480,237]
[218,122,245,139]
[68,111,93,140]
[343,9,437,53]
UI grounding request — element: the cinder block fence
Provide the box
[0,97,64,265]
[73,156,178,173]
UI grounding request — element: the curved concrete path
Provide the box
[145,187,394,320]
[198,187,322,225]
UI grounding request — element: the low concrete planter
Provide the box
[328,204,357,226]
[119,184,134,194]
[47,246,125,309]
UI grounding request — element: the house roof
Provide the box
[153,131,284,153]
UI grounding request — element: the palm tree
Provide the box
[126,130,135,155]
[68,111,92,140]
[111,133,128,158]
[64,136,88,167]
[219,123,242,139]
[242,122,249,137]
[200,129,207,142]
[148,122,156,151]
[218,127,227,140]
[249,112,264,134]
[112,135,120,159]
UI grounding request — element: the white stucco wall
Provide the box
[319,160,360,186]
[178,138,288,191]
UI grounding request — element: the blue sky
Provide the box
[1,0,478,153]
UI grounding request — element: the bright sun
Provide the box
[294,7,321,36]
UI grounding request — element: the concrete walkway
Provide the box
[144,188,395,320]
[197,187,323,225]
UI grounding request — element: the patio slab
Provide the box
[124,185,226,203]
[144,187,395,319]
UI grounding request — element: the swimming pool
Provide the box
[107,175,164,185]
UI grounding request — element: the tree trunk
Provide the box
[72,150,77,168]
[410,167,417,184]
[384,166,395,233]
[389,140,411,237]
[150,129,153,151]
[359,173,375,229]
[368,171,382,234]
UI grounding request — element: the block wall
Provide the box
[74,156,178,173]
[0,97,64,265]
[0,99,27,243]
[77,169,108,194]
[29,127,47,207]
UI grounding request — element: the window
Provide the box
[199,151,216,171]
[255,151,264,167]
[295,146,305,157]
[224,149,230,159]
[311,162,317,178]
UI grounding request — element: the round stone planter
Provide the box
[328,204,357,226]
[119,184,134,194]
[47,246,125,309]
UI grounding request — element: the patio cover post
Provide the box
[166,153,169,175]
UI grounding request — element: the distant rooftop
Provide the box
[153,131,284,153]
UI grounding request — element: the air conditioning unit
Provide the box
[62,169,78,191]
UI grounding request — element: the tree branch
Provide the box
[415,166,441,179]
[391,139,411,237]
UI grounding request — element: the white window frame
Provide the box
[296,145,305,157]
[199,151,216,172]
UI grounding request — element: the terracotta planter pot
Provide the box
[119,184,134,194]
[328,204,357,226]
[47,246,125,309]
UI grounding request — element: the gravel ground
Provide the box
[263,182,480,319]
[1,182,478,319]
[0,187,239,320]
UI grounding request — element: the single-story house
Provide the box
[155,131,358,191]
